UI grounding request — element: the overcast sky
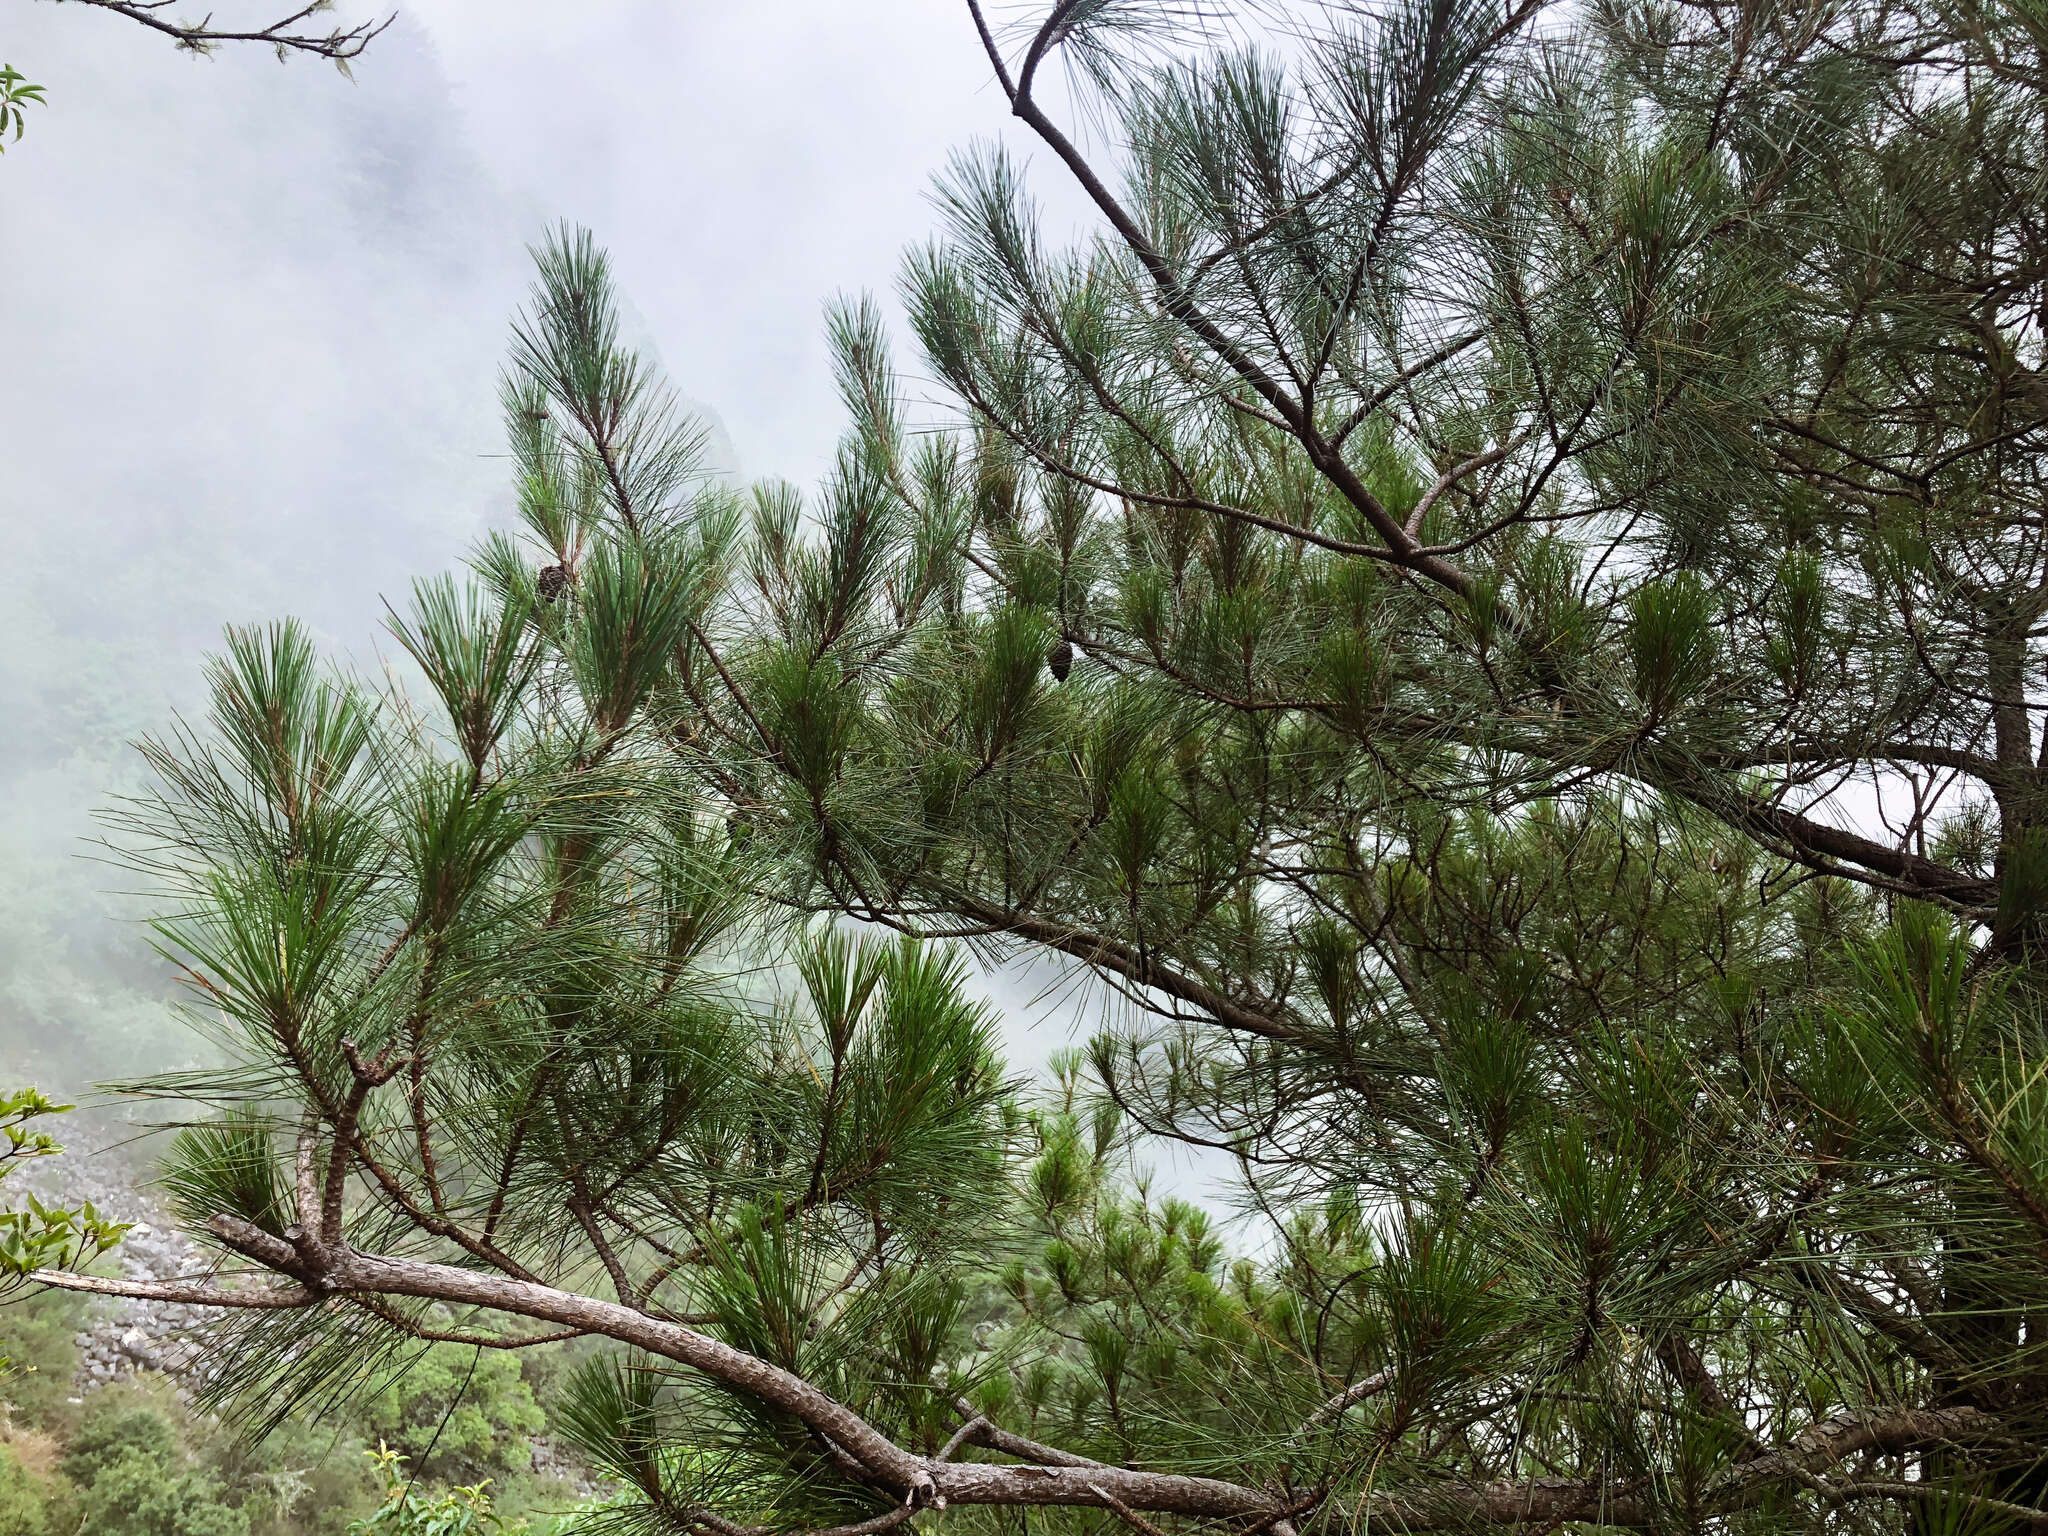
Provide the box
[0,0,1149,1097]
[406,0,1105,484]
[5,1,1095,637]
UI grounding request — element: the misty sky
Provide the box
[6,1,1096,645]
[0,0,1132,1095]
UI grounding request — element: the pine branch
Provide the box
[53,0,391,61]
[34,1247,2020,1531]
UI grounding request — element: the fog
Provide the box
[0,1,1122,1097]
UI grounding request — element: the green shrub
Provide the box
[63,1398,179,1483]
[63,1386,246,1536]
[0,1289,86,1430]
[0,1442,64,1536]
[357,1346,545,1483]
[72,1446,246,1536]
[207,1415,381,1536]
[347,1446,521,1535]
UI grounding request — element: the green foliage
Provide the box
[357,1346,545,1483]
[347,1445,520,1536]
[70,1443,246,1536]
[0,1287,86,1430]
[75,224,1027,1536]
[160,1111,294,1240]
[387,578,540,776]
[0,1090,125,1279]
[209,1412,387,1536]
[63,1397,183,1484]
[0,67,44,152]
[64,1391,247,1536]
[0,1444,63,1536]
[1626,573,1719,724]
[66,3,2048,1523]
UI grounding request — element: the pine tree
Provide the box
[16,1,2048,1532]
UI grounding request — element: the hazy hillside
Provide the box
[0,14,580,1091]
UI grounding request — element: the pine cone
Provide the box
[1047,637,1074,682]
[537,564,571,604]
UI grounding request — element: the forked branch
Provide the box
[31,1229,2007,1531]
[54,0,392,61]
